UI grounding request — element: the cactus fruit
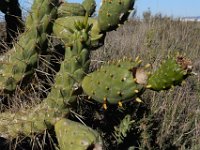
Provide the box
[0,0,59,92]
[57,2,86,18]
[98,0,135,31]
[82,0,96,16]
[55,118,103,150]
[82,59,146,105]
[147,56,192,91]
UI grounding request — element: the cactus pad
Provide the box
[82,60,146,104]
[57,2,86,18]
[82,0,96,16]
[0,102,67,138]
[55,119,103,150]
[98,0,135,31]
[147,56,192,91]
[53,16,102,46]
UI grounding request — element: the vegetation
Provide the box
[0,0,199,150]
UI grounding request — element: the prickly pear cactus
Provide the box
[82,56,192,106]
[0,0,194,149]
[0,0,59,92]
[82,59,146,105]
[0,15,93,138]
[55,118,103,150]
[147,56,192,91]
[0,18,89,138]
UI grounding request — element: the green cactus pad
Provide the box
[57,2,86,18]
[82,60,145,104]
[55,119,103,150]
[147,56,192,91]
[82,0,96,16]
[98,0,135,31]
[53,16,102,45]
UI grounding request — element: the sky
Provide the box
[69,0,200,18]
[1,0,200,20]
